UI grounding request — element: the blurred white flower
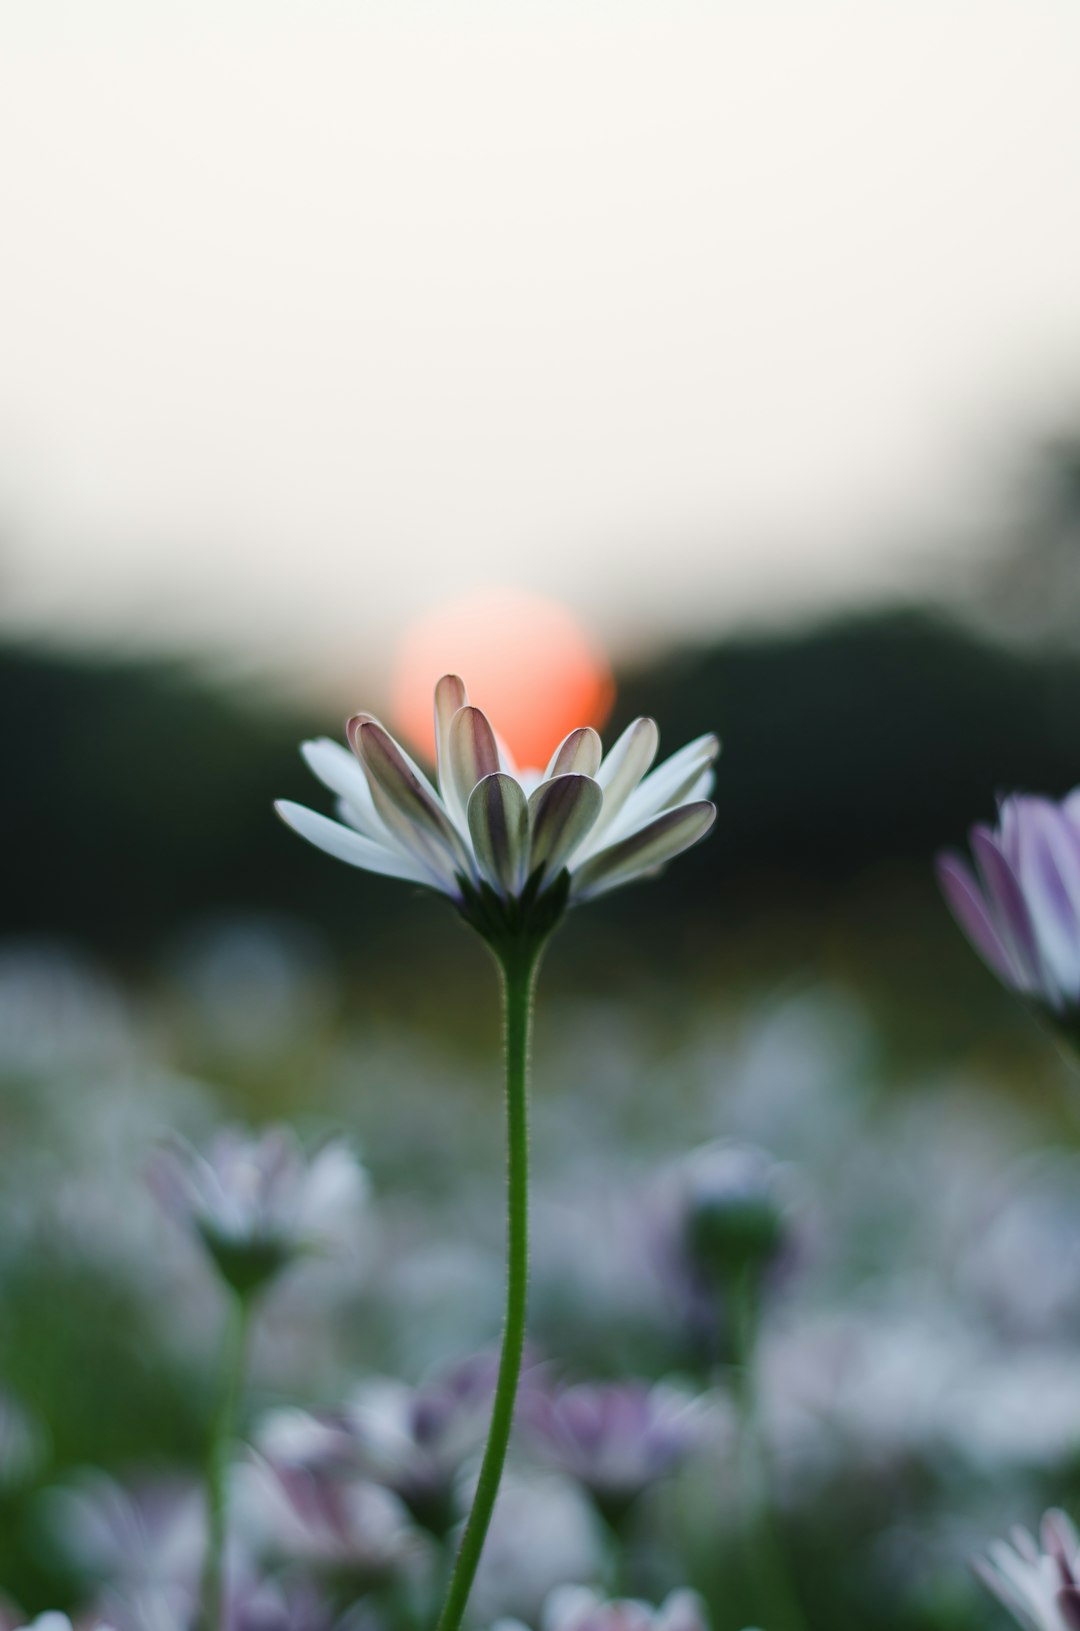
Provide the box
[40,1473,207,1596]
[706,989,874,1164]
[256,1355,500,1543]
[521,1379,702,1520]
[148,1126,367,1298]
[277,674,716,915]
[344,1361,495,1502]
[10,1618,118,1631]
[95,1574,341,1631]
[0,943,136,1078]
[492,1585,712,1631]
[959,1154,1080,1342]
[468,1473,603,1626]
[975,1508,1080,1630]
[166,914,336,1061]
[758,1301,980,1487]
[239,1453,425,1584]
[942,1350,1080,1474]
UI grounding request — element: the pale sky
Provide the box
[1,1,1079,698]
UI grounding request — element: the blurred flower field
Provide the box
[0,923,1075,1630]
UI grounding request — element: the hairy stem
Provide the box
[202,1290,253,1631]
[435,939,541,1631]
[729,1272,807,1631]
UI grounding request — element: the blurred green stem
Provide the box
[435,936,542,1631]
[728,1272,807,1631]
[203,1288,254,1631]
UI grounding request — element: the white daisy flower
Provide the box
[975,1509,1080,1630]
[276,674,717,926]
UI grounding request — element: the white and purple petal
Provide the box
[590,717,660,836]
[572,801,715,901]
[601,732,720,844]
[936,853,1016,986]
[545,727,603,781]
[468,773,530,896]
[970,825,1046,1000]
[274,801,433,886]
[434,674,468,796]
[354,721,475,890]
[1012,799,1080,1003]
[447,706,502,823]
[528,773,604,882]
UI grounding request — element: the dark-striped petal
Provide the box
[572,802,715,900]
[468,773,530,897]
[614,733,720,833]
[448,705,501,819]
[528,773,603,881]
[434,674,468,795]
[545,727,603,780]
[589,718,660,843]
[355,721,474,888]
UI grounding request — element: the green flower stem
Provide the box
[728,1272,807,1631]
[203,1288,255,1631]
[435,937,543,1631]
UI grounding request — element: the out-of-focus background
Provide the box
[3,4,1080,1628]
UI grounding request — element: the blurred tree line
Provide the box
[3,607,1077,981]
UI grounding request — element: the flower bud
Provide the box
[680,1144,789,1290]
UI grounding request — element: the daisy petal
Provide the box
[448,706,501,821]
[355,721,474,887]
[1014,801,1080,1002]
[545,727,603,780]
[528,773,604,881]
[274,801,432,885]
[301,738,388,843]
[590,718,660,841]
[345,710,379,756]
[970,826,1043,997]
[434,674,468,795]
[572,801,716,900]
[468,773,530,895]
[607,732,721,838]
[936,853,1016,986]
[684,766,716,804]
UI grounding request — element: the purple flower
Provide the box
[257,1355,499,1538]
[344,1355,498,1535]
[493,1585,712,1631]
[226,1577,341,1631]
[242,1452,424,1588]
[937,791,1080,1016]
[521,1380,700,1522]
[974,1508,1080,1630]
[148,1127,367,1298]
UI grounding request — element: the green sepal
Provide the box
[199,1225,292,1300]
[455,865,571,961]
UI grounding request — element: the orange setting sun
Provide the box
[391,589,615,770]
